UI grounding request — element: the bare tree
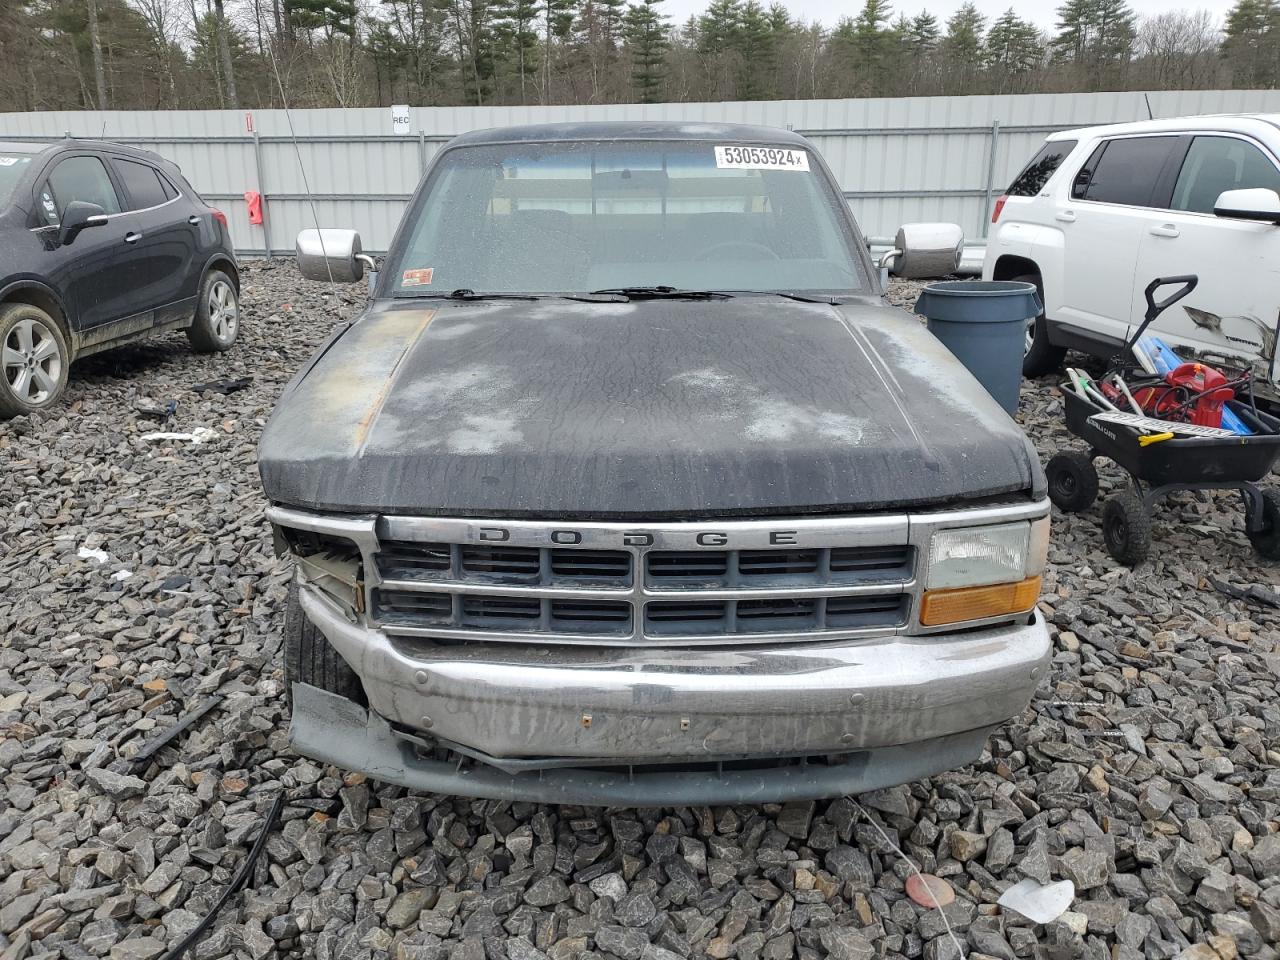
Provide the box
[213,0,240,105]
[1136,9,1222,88]
[130,0,182,105]
[87,0,109,108]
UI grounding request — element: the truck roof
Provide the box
[1049,114,1280,142]
[447,121,811,148]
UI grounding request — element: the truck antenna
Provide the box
[264,47,334,282]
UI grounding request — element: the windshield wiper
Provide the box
[394,288,543,301]
[715,290,842,305]
[589,286,734,301]
[445,288,541,301]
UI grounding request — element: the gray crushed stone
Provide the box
[1,263,1278,960]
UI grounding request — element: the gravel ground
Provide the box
[1,262,1278,960]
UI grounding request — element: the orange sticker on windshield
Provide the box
[402,268,433,287]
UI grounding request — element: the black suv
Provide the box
[0,139,240,418]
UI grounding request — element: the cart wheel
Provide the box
[1046,452,1099,513]
[1103,488,1152,566]
[1246,488,1280,560]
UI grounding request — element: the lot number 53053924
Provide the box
[714,145,810,171]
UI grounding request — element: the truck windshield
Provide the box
[387,140,865,296]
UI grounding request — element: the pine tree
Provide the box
[906,11,940,52]
[736,1,772,98]
[493,0,539,100]
[1094,0,1136,63]
[941,2,985,78]
[986,8,1041,74]
[1053,0,1135,64]
[623,0,668,102]
[696,0,741,53]
[540,0,574,99]
[1222,0,1278,87]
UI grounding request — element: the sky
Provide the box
[659,0,1238,30]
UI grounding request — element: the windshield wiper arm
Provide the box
[446,288,541,301]
[588,286,734,301]
[714,290,842,305]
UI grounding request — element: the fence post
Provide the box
[418,130,427,177]
[252,130,271,257]
[982,119,1000,239]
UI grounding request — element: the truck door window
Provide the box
[112,158,171,210]
[1171,136,1280,214]
[1007,140,1077,196]
[1073,137,1178,207]
[41,155,122,225]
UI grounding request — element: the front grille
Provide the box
[367,518,919,645]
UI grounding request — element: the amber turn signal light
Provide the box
[919,576,1041,627]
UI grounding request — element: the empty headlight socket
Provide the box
[273,524,366,615]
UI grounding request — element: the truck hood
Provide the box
[259,297,1041,517]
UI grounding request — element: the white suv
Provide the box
[984,115,1280,402]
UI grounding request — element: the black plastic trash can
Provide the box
[913,280,1041,415]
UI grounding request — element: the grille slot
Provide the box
[648,552,729,579]
[463,596,541,621]
[827,594,909,627]
[461,546,540,578]
[647,601,727,622]
[737,598,817,620]
[378,541,452,580]
[830,545,913,575]
[550,600,632,633]
[376,591,452,626]
[550,550,631,580]
[738,550,820,576]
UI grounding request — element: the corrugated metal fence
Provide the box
[4,89,1278,256]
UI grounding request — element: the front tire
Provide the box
[1013,272,1066,378]
[0,303,70,419]
[283,579,366,710]
[188,270,240,353]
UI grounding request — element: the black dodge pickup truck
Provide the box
[259,122,1051,804]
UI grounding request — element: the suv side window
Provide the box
[1008,140,1077,196]
[1171,136,1280,214]
[112,158,172,210]
[1072,136,1178,207]
[39,155,122,226]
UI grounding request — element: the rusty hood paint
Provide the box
[258,296,1042,518]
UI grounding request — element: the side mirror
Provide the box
[296,228,375,282]
[880,222,964,280]
[58,201,108,247]
[1214,188,1280,223]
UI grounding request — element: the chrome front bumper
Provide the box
[293,581,1049,800]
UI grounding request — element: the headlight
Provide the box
[920,517,1048,626]
[927,521,1032,589]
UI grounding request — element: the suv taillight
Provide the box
[991,195,1008,223]
[211,208,228,230]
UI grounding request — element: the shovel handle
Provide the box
[1144,275,1198,317]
